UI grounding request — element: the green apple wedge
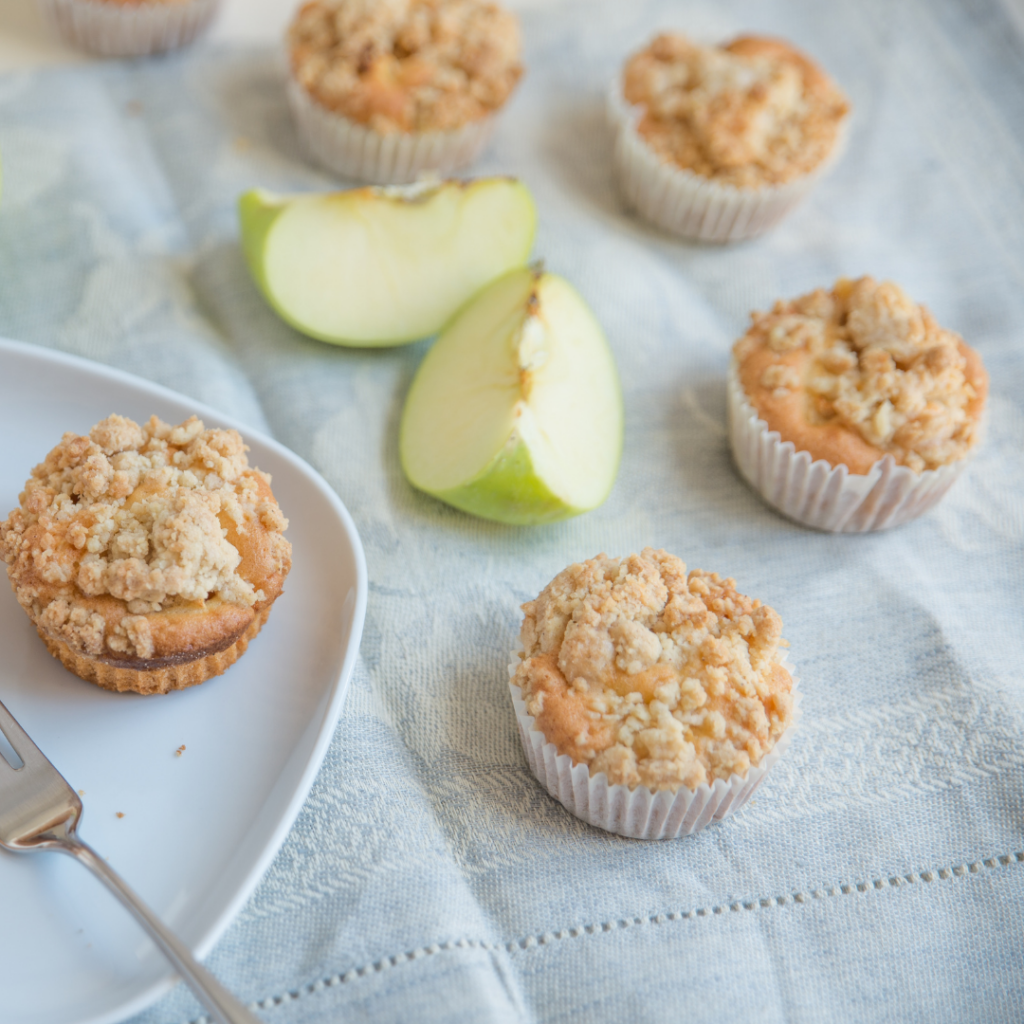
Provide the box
[400,265,623,525]
[238,178,536,347]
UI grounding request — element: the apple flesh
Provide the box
[400,266,623,525]
[238,178,536,347]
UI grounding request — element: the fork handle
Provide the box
[57,838,264,1024]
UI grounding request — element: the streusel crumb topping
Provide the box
[1,415,290,660]
[734,277,986,472]
[290,0,522,132]
[622,34,849,188]
[513,549,793,792]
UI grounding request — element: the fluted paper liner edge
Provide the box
[726,361,969,532]
[38,0,218,56]
[607,77,847,244]
[508,648,801,840]
[287,79,496,185]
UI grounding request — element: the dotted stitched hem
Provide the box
[182,851,1023,1023]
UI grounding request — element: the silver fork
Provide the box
[0,696,263,1024]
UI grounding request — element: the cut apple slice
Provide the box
[239,178,536,347]
[400,265,623,524]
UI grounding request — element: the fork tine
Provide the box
[0,698,48,770]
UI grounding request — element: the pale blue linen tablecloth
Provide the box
[1,0,1023,1019]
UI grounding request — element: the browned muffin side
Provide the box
[733,276,988,474]
[622,33,849,188]
[289,0,523,133]
[513,549,793,792]
[1,414,292,694]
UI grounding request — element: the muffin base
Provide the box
[608,79,846,243]
[37,603,272,695]
[38,0,219,57]
[508,650,800,840]
[727,361,971,532]
[287,78,496,185]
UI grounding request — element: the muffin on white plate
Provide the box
[509,549,799,840]
[609,33,850,243]
[38,0,219,57]
[287,0,524,184]
[0,414,291,694]
[729,276,989,531]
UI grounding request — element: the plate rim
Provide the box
[0,336,369,1024]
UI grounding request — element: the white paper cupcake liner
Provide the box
[287,78,497,185]
[38,0,218,57]
[727,362,971,532]
[508,649,801,840]
[607,78,846,244]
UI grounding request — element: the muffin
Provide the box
[287,0,523,184]
[729,276,989,531]
[609,33,850,242]
[38,0,219,57]
[509,549,798,839]
[0,414,291,695]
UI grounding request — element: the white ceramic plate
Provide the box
[0,338,367,1024]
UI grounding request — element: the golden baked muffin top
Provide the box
[1,415,290,663]
[289,0,523,133]
[734,276,989,474]
[513,549,794,792]
[621,34,849,188]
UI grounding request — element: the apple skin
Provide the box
[429,434,589,526]
[400,266,624,526]
[238,178,537,347]
[238,188,283,322]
